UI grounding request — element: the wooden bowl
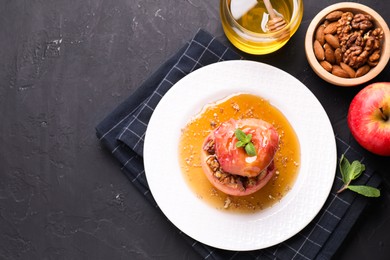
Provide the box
[305,2,390,87]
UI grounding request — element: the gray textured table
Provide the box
[1,0,389,259]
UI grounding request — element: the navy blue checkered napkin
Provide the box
[96,29,381,260]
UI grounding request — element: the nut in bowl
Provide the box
[305,2,390,87]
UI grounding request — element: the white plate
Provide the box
[144,60,336,251]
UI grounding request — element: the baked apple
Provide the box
[201,118,279,196]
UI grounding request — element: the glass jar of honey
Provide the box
[220,0,303,55]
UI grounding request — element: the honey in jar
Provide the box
[220,0,304,54]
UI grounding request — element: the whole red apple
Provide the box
[348,82,390,156]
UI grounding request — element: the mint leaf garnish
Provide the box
[234,129,257,156]
[339,154,350,184]
[245,142,257,156]
[347,185,381,197]
[235,129,247,142]
[236,141,245,148]
[337,154,380,197]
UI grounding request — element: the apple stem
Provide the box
[379,107,388,121]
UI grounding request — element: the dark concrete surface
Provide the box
[0,0,389,259]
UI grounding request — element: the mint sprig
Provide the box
[234,129,257,156]
[337,154,380,197]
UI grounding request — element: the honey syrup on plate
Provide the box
[178,93,300,213]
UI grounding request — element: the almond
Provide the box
[325,11,343,21]
[323,43,332,51]
[323,21,338,34]
[324,20,330,27]
[324,43,336,64]
[332,65,350,78]
[324,34,340,49]
[340,62,356,78]
[334,48,342,64]
[315,25,325,45]
[313,40,325,61]
[355,65,371,77]
[325,48,336,64]
[320,60,333,72]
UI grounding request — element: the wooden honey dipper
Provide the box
[263,0,288,32]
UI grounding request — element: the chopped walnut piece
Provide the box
[231,102,240,112]
[224,197,232,209]
[215,170,222,178]
[203,138,215,154]
[245,108,254,118]
[206,155,220,172]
